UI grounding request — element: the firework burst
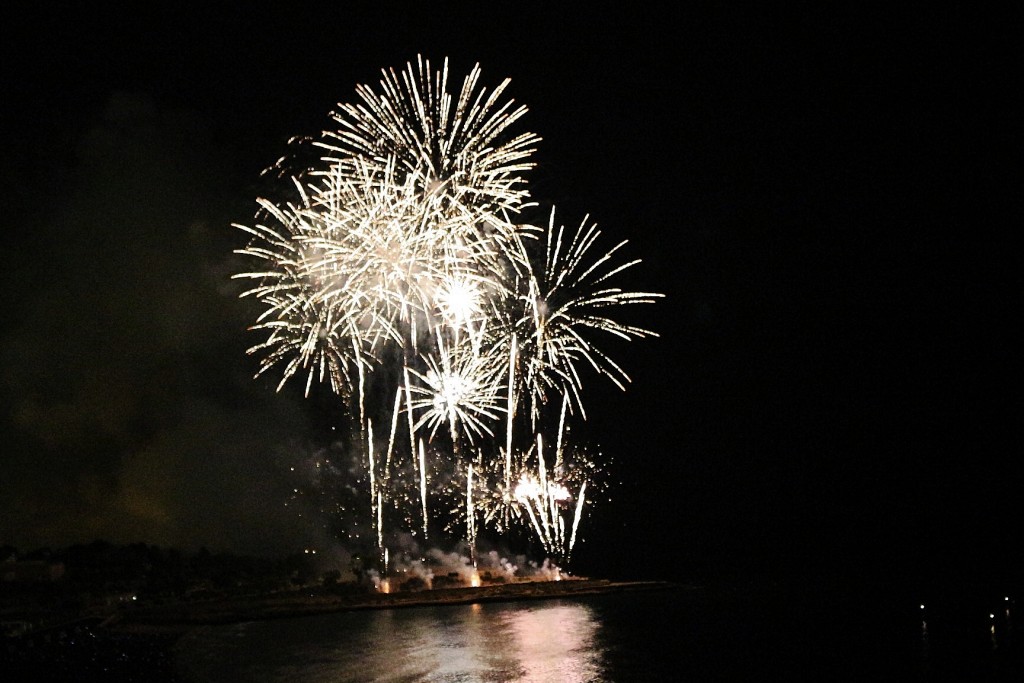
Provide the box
[511,208,663,423]
[234,56,659,574]
[318,56,540,217]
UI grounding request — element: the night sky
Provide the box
[2,5,1019,588]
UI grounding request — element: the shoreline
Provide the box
[113,578,691,633]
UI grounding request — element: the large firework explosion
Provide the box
[234,56,660,575]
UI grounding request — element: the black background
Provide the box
[2,4,1019,592]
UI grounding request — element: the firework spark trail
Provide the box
[516,476,548,551]
[467,462,476,567]
[555,393,568,468]
[367,419,376,544]
[418,439,429,539]
[234,55,659,571]
[513,208,664,424]
[402,367,424,535]
[536,434,551,545]
[504,333,516,522]
[569,481,587,558]
[385,388,401,475]
[377,490,384,565]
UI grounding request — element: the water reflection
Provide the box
[177,598,603,682]
[172,588,1024,680]
[502,603,601,681]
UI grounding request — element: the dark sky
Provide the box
[1,5,1019,586]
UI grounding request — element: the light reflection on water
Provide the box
[176,598,603,682]
[174,588,1024,680]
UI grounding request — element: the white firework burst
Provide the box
[406,330,506,443]
[233,55,660,570]
[513,208,663,422]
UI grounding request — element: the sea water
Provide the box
[173,585,1022,681]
